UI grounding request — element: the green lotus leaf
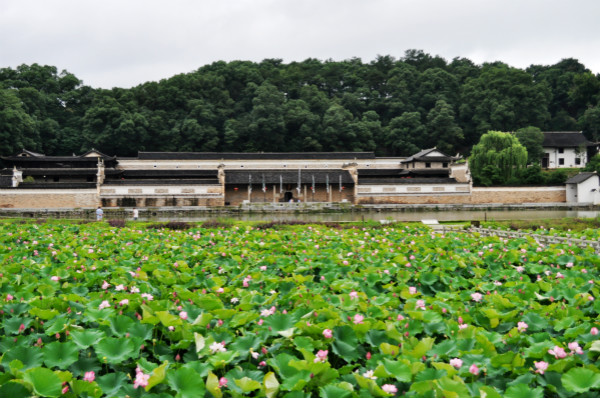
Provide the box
[71,329,105,350]
[196,294,224,310]
[234,377,261,393]
[29,307,59,320]
[94,337,137,364]
[145,360,169,391]
[319,384,353,398]
[23,367,62,398]
[96,372,129,397]
[264,371,280,398]
[166,366,205,398]
[3,317,33,335]
[109,314,136,337]
[42,341,80,368]
[332,325,359,363]
[504,383,544,398]
[382,358,412,382]
[206,371,222,398]
[0,381,31,398]
[562,367,600,393]
[71,379,103,398]
[156,311,183,327]
[2,346,43,370]
[264,313,295,333]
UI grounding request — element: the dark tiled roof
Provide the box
[2,148,117,164]
[138,152,375,160]
[121,169,219,178]
[542,131,593,147]
[358,177,458,184]
[357,169,407,177]
[16,182,97,189]
[103,179,219,186]
[401,148,459,163]
[357,168,450,180]
[565,172,598,184]
[22,168,98,176]
[225,169,354,184]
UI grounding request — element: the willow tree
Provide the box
[469,130,527,185]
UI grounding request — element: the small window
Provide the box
[425,162,431,168]
[558,148,564,154]
[443,162,448,168]
[559,158,565,166]
[575,158,581,165]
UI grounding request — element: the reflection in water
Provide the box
[146,209,599,223]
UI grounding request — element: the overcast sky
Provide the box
[2,0,599,89]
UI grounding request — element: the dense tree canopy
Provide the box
[1,52,599,157]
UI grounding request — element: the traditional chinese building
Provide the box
[0,148,472,208]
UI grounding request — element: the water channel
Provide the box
[148,209,600,223]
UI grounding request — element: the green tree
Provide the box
[425,99,463,153]
[578,105,600,141]
[0,88,38,154]
[384,112,423,156]
[515,126,545,165]
[469,130,528,185]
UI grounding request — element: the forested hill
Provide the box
[1,51,599,158]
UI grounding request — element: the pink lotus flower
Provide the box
[98,300,110,310]
[349,291,358,300]
[133,367,150,389]
[471,293,483,302]
[62,385,69,394]
[449,358,463,369]
[416,299,426,310]
[591,327,599,335]
[83,371,95,382]
[534,361,548,374]
[517,321,528,332]
[409,286,417,294]
[314,349,328,363]
[119,299,129,306]
[218,377,228,388]
[210,341,227,353]
[141,293,154,301]
[353,314,364,324]
[50,276,60,281]
[548,346,567,359]
[179,311,188,320]
[469,364,480,375]
[382,384,398,395]
[568,342,583,355]
[323,329,333,338]
[6,294,13,301]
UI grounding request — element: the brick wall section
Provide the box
[471,187,565,204]
[358,187,566,205]
[0,190,98,208]
[358,194,472,205]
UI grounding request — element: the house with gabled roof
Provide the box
[542,131,596,169]
[565,172,599,204]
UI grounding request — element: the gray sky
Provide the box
[2,0,599,89]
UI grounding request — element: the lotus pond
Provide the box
[1,220,600,398]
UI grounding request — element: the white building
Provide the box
[565,172,599,204]
[542,131,595,169]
